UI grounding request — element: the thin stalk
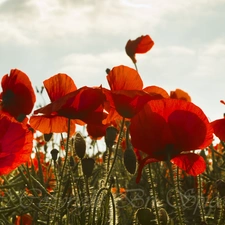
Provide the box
[148,164,161,224]
[105,117,125,186]
[197,175,206,223]
[53,118,71,224]
[134,63,138,72]
[166,161,184,225]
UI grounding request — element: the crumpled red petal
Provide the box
[171,153,206,176]
[125,35,154,63]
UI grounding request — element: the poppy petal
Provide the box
[0,113,33,175]
[170,88,191,102]
[171,153,206,176]
[125,35,154,63]
[30,115,76,135]
[111,90,155,118]
[1,69,36,120]
[107,65,143,91]
[143,86,169,99]
[211,118,225,141]
[44,73,77,102]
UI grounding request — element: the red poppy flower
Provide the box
[130,98,213,182]
[0,112,33,175]
[170,88,191,102]
[87,122,109,140]
[125,35,154,63]
[14,214,32,225]
[0,69,36,121]
[211,118,225,141]
[30,85,106,134]
[105,65,166,118]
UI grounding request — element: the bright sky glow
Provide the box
[0,0,225,122]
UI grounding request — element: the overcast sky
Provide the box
[1,0,225,122]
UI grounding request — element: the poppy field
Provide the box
[1,35,225,225]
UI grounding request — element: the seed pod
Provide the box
[105,126,118,148]
[44,133,53,142]
[136,208,155,225]
[159,208,169,225]
[50,148,59,161]
[74,133,86,159]
[81,158,95,178]
[123,148,136,174]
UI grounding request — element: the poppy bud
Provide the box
[136,208,155,225]
[44,133,53,142]
[123,148,137,174]
[105,126,118,148]
[106,68,111,74]
[74,133,86,159]
[159,208,169,225]
[81,158,95,178]
[51,148,59,161]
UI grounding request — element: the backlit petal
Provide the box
[171,153,206,176]
[107,65,143,91]
[44,73,77,102]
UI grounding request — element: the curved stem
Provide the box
[105,117,125,186]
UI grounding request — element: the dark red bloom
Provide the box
[0,69,36,121]
[125,35,154,63]
[0,112,33,175]
[211,118,225,141]
[87,123,109,140]
[130,98,213,182]
[30,85,106,134]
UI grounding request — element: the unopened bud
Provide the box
[105,126,118,148]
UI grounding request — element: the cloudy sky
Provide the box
[1,0,225,122]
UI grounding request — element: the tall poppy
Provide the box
[30,73,79,134]
[0,69,36,122]
[30,84,106,134]
[130,98,213,182]
[105,65,166,118]
[125,35,154,63]
[0,112,33,175]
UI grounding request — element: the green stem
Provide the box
[134,63,138,72]
[167,161,183,225]
[105,117,125,186]
[148,164,161,224]
[53,118,71,224]
[198,175,206,223]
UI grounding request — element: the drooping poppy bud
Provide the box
[105,126,118,148]
[44,133,53,142]
[74,133,86,159]
[136,208,155,225]
[81,158,95,178]
[50,148,59,162]
[125,35,154,63]
[123,147,137,174]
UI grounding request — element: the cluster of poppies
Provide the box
[0,35,224,182]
